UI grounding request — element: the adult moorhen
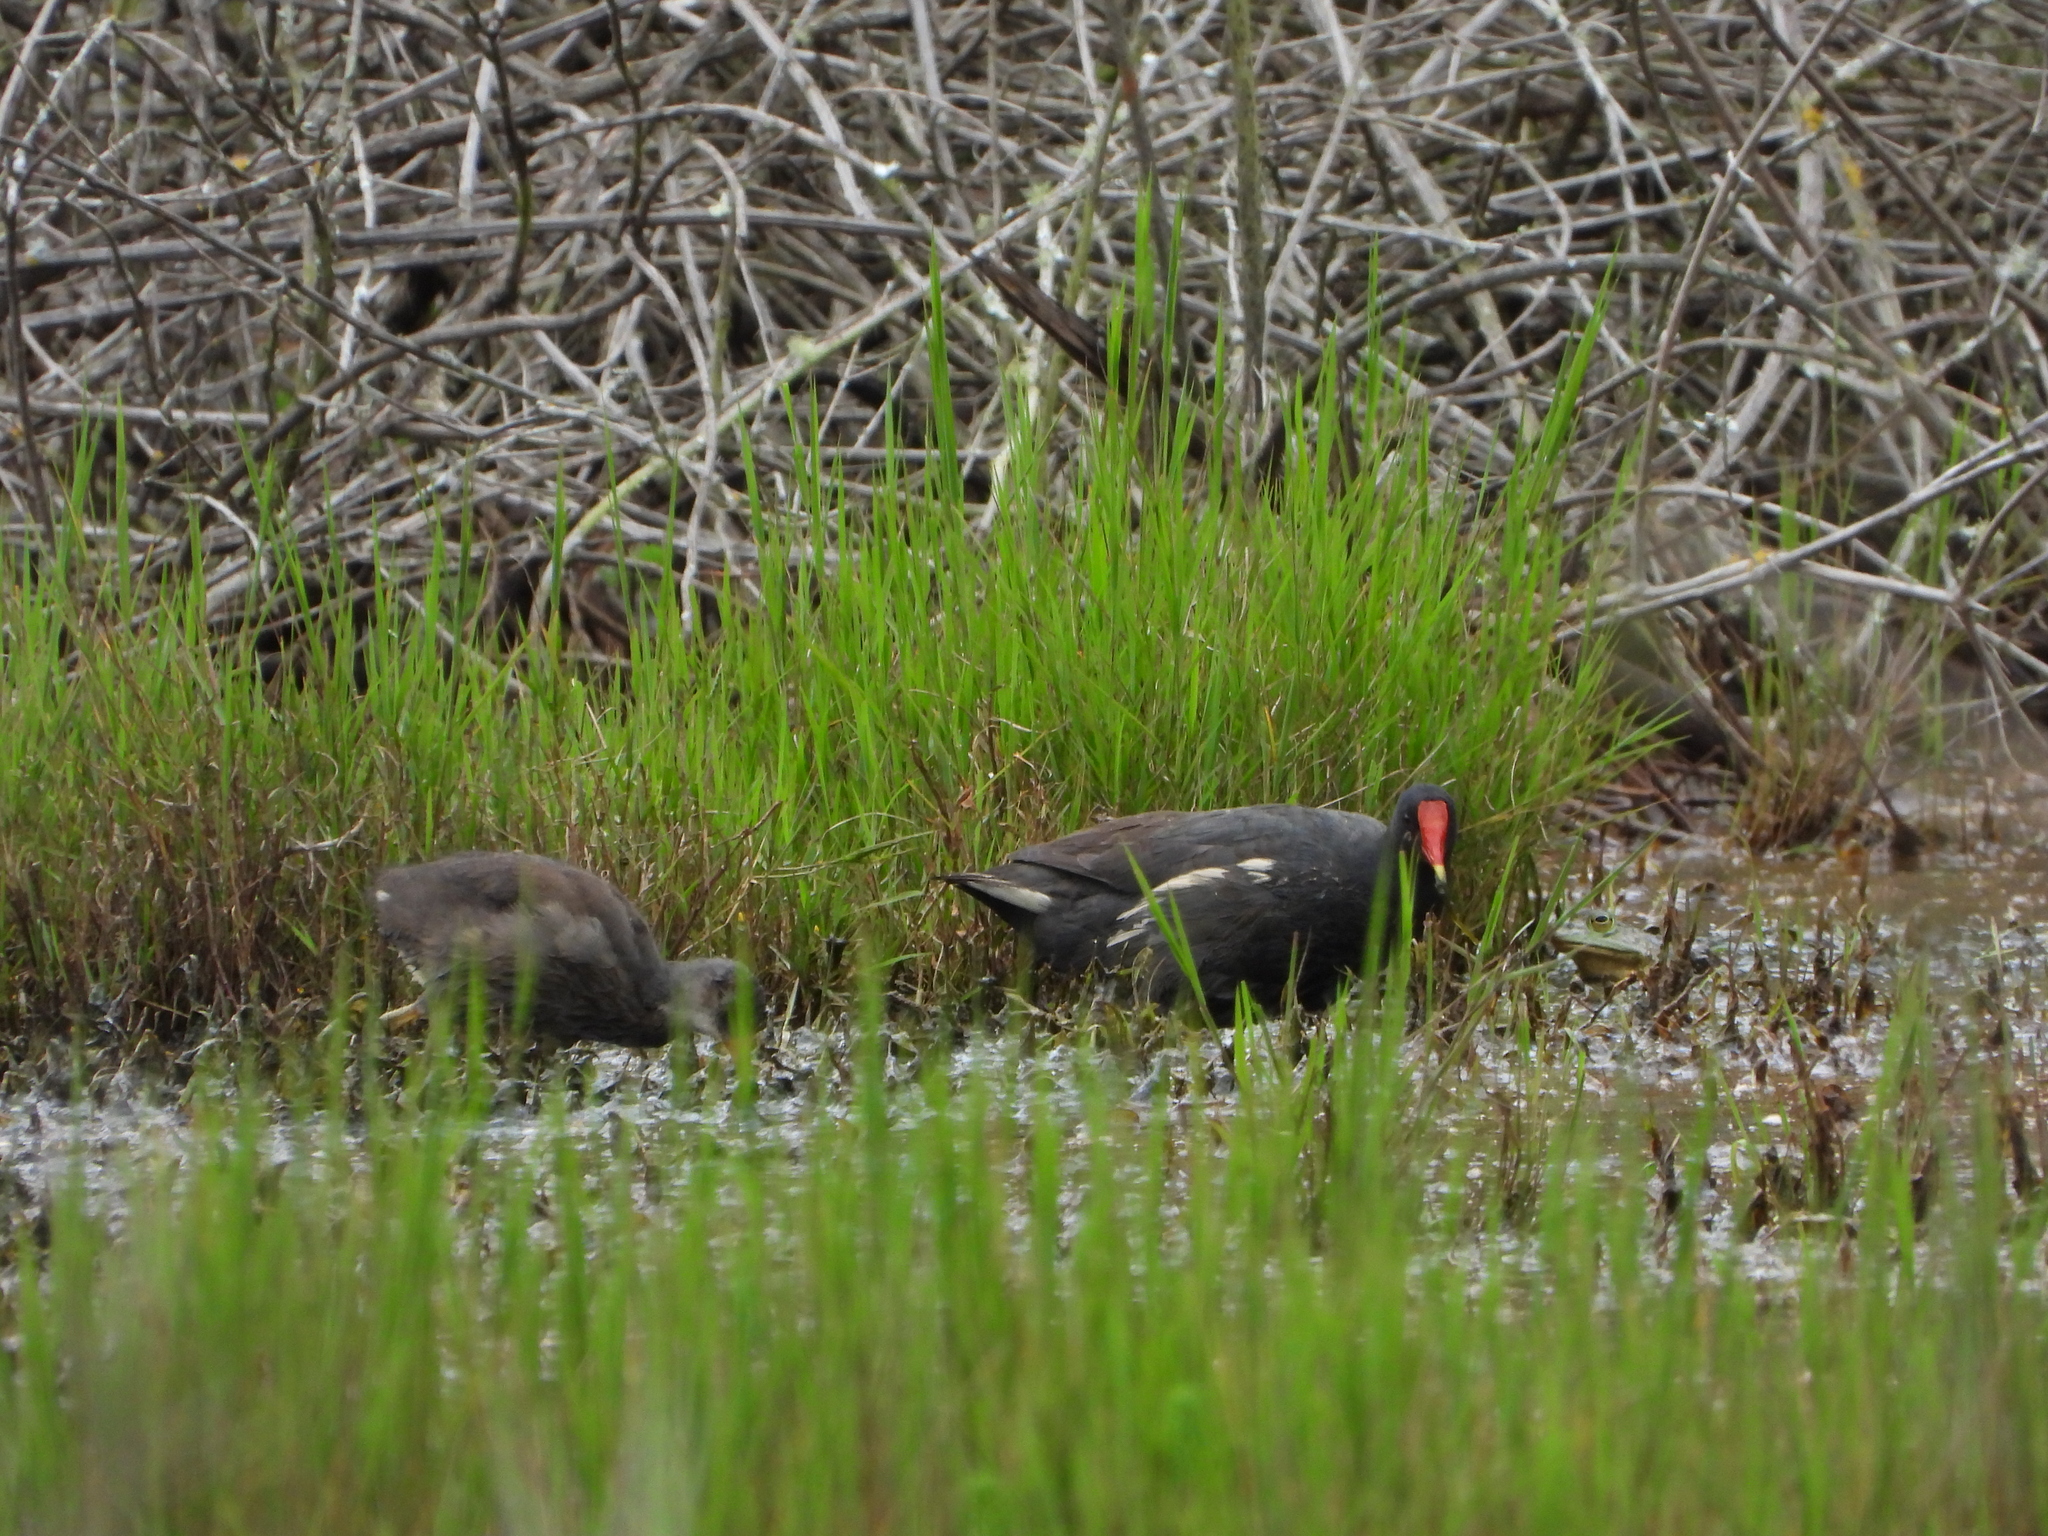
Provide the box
[371,852,760,1046]
[943,786,1456,1015]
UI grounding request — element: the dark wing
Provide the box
[1010,805,1385,892]
[1002,809,1205,890]
[943,812,1205,971]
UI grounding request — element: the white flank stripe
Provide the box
[1153,866,1229,894]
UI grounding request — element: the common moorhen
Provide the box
[943,787,1456,1014]
[371,852,760,1046]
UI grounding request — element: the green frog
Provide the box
[1549,908,1662,984]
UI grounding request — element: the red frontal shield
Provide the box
[1417,799,1450,878]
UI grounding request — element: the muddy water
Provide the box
[1573,765,2048,1088]
[1483,763,2048,1276]
[1646,773,2044,976]
[4,765,2046,1267]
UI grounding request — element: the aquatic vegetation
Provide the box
[1,970,2045,1535]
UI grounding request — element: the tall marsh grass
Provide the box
[0,334,1627,1045]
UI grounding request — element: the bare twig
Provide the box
[0,0,2036,719]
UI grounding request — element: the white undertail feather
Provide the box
[958,876,1054,915]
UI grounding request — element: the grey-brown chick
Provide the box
[370,852,761,1045]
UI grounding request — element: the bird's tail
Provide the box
[939,872,1053,920]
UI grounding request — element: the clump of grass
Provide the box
[0,326,1629,1051]
[1718,508,1952,855]
[1,975,2044,1534]
[1732,635,1888,853]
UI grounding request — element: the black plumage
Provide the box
[371,852,757,1045]
[943,787,1457,1015]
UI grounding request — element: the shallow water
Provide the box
[1502,762,2048,1274]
